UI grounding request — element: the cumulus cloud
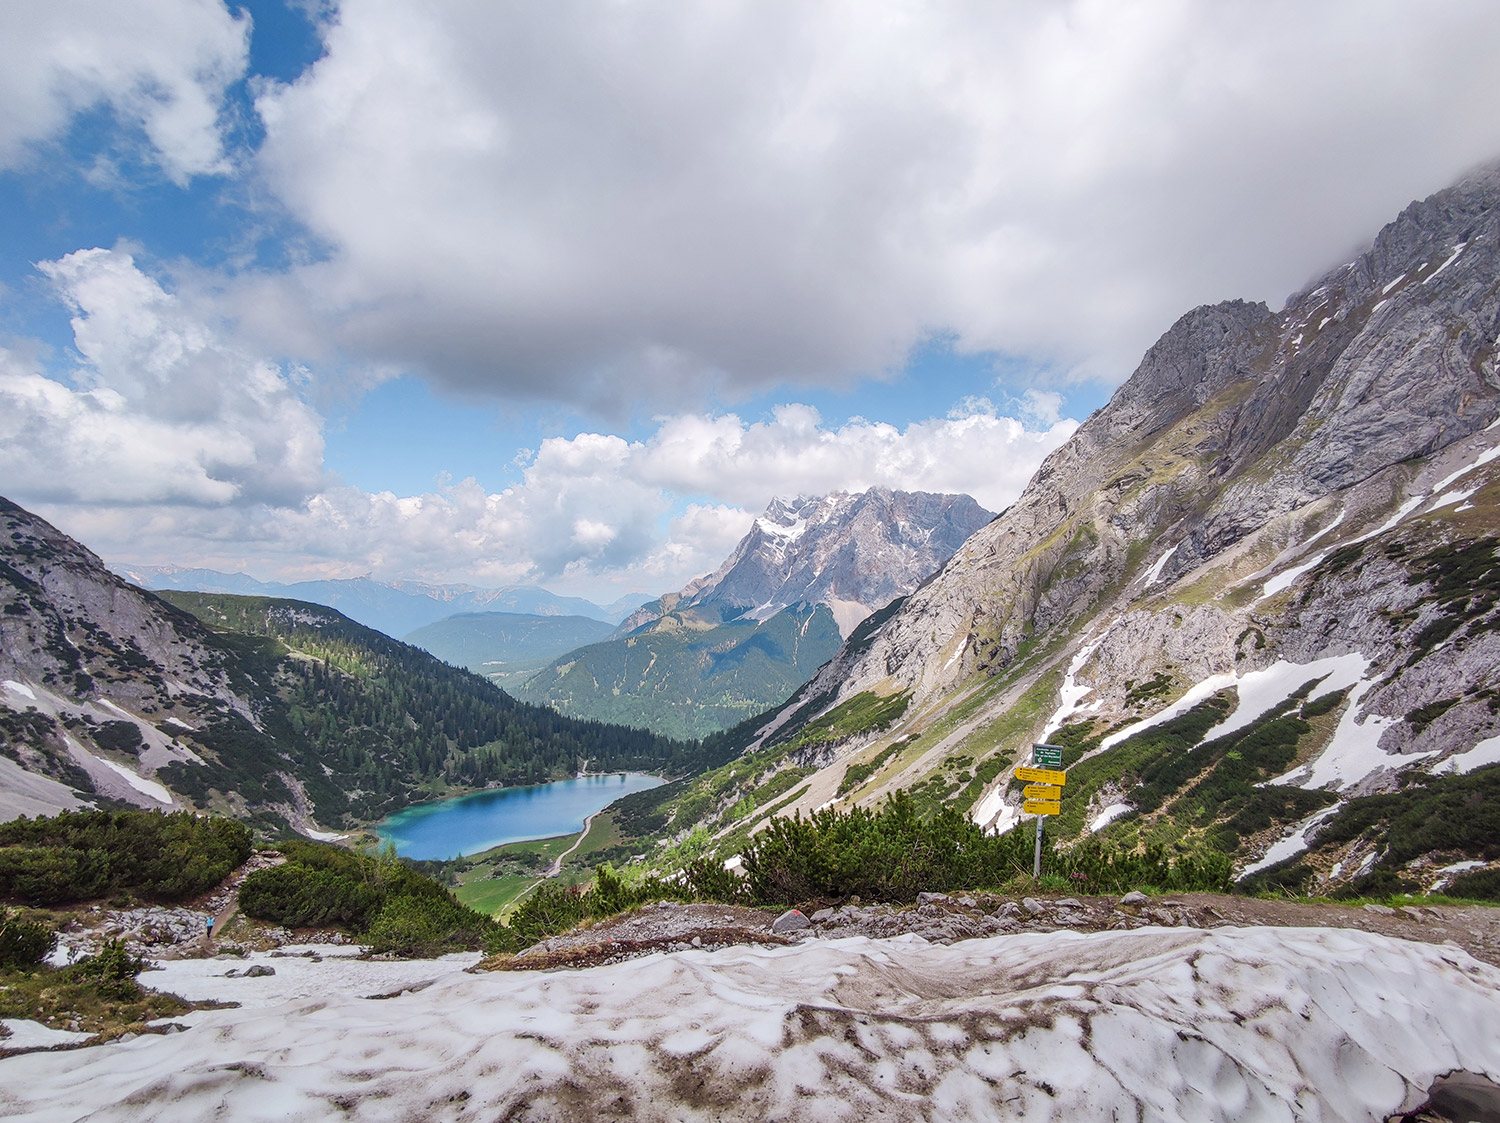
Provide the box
[0,0,248,183]
[242,0,1500,402]
[38,401,1071,597]
[0,249,324,505]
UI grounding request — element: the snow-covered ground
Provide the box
[3,926,1499,1121]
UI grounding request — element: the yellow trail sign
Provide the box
[1015,766,1066,786]
[1023,783,1062,801]
[1023,799,1061,816]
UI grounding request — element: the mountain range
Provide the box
[612,162,1500,900]
[516,489,993,738]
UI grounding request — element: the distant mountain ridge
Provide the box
[113,564,651,639]
[403,611,616,684]
[622,489,993,638]
[519,489,993,738]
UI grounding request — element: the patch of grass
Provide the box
[454,873,538,917]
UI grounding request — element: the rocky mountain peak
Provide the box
[632,488,993,640]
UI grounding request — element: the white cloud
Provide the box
[0,0,248,183]
[35,401,1070,598]
[0,249,324,505]
[242,0,1500,401]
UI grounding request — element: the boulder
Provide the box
[771,909,811,934]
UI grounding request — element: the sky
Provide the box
[2,1,1500,604]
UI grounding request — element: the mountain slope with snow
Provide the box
[700,163,1500,896]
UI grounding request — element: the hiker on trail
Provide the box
[206,915,214,940]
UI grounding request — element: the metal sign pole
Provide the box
[1033,812,1043,879]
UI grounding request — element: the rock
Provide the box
[1056,898,1083,908]
[1021,898,1046,915]
[1363,904,1396,916]
[917,892,947,904]
[997,901,1020,917]
[771,909,811,934]
[1120,891,1149,906]
[810,908,835,923]
[690,936,702,948]
[243,964,276,978]
[957,896,978,909]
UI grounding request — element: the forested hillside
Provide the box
[158,593,696,825]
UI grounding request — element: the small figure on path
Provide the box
[206,915,215,941]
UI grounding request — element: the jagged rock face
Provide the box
[802,165,1500,707]
[628,489,993,639]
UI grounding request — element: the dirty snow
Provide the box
[970,785,1007,828]
[2,679,36,701]
[162,716,195,731]
[1272,680,1436,791]
[1434,734,1500,776]
[1238,803,1343,878]
[302,828,349,842]
[3,928,1500,1122]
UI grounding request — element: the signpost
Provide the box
[1026,744,1066,878]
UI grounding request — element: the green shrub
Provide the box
[67,939,145,1001]
[1446,867,1500,901]
[0,907,55,967]
[237,841,501,956]
[0,810,251,905]
[238,864,383,929]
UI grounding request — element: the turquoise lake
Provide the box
[374,773,664,860]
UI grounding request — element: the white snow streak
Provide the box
[1041,638,1103,738]
[93,757,173,804]
[1431,444,1500,494]
[1098,673,1238,752]
[2,680,36,701]
[1088,803,1134,833]
[1143,544,1178,586]
[1434,734,1500,776]
[1422,243,1467,284]
[1238,803,1343,878]
[1200,654,1368,744]
[1271,680,1435,791]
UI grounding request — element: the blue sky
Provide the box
[2,1,1499,602]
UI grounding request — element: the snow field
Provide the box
[3,927,1500,1121]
